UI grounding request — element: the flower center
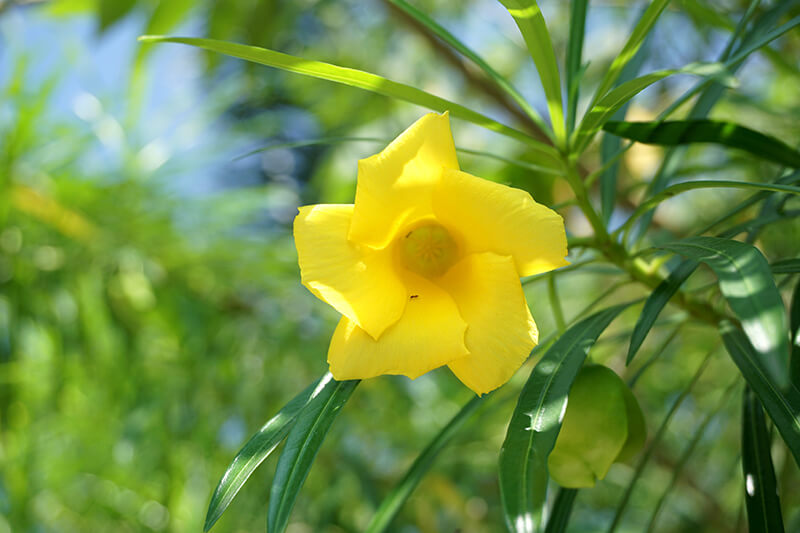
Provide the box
[398,223,458,278]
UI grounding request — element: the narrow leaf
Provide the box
[574,64,734,153]
[204,376,323,532]
[386,0,550,135]
[565,0,588,134]
[603,119,800,168]
[741,387,785,532]
[137,36,561,165]
[590,0,671,108]
[720,322,800,467]
[772,258,800,274]
[267,376,359,533]
[791,279,800,385]
[543,488,578,533]
[498,0,566,143]
[365,394,486,533]
[659,237,790,389]
[499,303,631,533]
[599,30,651,224]
[627,259,698,365]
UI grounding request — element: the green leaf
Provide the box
[622,179,800,243]
[565,0,588,134]
[589,0,671,111]
[603,120,800,168]
[386,0,550,137]
[137,36,562,166]
[659,237,790,389]
[627,259,699,365]
[617,383,647,463]
[267,376,359,533]
[203,376,323,532]
[644,379,737,531]
[547,365,632,488]
[97,0,136,32]
[741,387,786,532]
[629,1,797,244]
[720,322,800,467]
[790,279,800,387]
[543,489,578,533]
[772,258,800,274]
[599,29,651,224]
[499,303,631,533]
[365,394,486,533]
[574,64,734,154]
[608,350,715,533]
[498,0,565,144]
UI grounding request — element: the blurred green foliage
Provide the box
[1,0,799,532]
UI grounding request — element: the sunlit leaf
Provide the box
[267,375,359,533]
[603,120,800,168]
[659,237,789,388]
[589,0,670,109]
[741,387,785,532]
[136,36,562,166]
[498,0,565,143]
[386,0,550,137]
[499,303,631,533]
[574,64,734,154]
[365,394,486,533]
[720,322,800,467]
[203,376,323,532]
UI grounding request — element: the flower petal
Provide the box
[294,204,406,339]
[327,274,468,380]
[439,252,539,395]
[433,169,569,277]
[348,112,459,249]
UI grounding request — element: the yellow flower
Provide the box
[293,113,568,395]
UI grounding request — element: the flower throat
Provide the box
[399,223,458,278]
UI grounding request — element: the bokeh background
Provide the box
[1,1,799,532]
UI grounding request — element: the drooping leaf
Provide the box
[659,237,789,388]
[498,0,565,143]
[499,303,631,533]
[386,0,550,136]
[136,36,561,166]
[204,376,323,532]
[627,259,699,365]
[603,120,800,168]
[741,387,785,532]
[721,322,800,467]
[547,365,635,488]
[365,394,486,533]
[267,375,359,533]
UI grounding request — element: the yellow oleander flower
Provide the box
[293,112,568,395]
